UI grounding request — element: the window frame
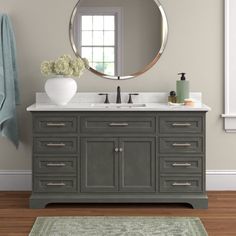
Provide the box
[76,7,123,76]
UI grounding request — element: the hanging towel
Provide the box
[0,13,20,147]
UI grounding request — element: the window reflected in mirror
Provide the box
[75,8,122,76]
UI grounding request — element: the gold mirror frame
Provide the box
[69,0,168,80]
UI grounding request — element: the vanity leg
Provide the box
[29,199,49,209]
[188,199,208,209]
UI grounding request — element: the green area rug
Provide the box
[29,216,208,236]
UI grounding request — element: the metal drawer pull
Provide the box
[172,182,192,186]
[172,163,192,167]
[46,143,66,147]
[46,163,66,167]
[46,123,66,127]
[109,123,129,127]
[172,123,191,127]
[46,182,66,186]
[172,143,191,147]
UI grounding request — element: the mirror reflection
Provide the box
[70,0,168,79]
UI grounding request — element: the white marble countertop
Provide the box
[27,103,211,112]
[26,92,211,112]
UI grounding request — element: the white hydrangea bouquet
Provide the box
[41,55,89,106]
[41,54,89,77]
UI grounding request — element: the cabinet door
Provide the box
[81,137,119,192]
[119,138,156,192]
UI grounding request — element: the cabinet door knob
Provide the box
[114,148,119,152]
[119,148,123,152]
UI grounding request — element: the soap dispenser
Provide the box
[176,73,190,103]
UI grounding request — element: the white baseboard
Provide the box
[0,170,32,191]
[0,170,236,191]
[206,170,236,190]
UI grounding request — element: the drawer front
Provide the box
[34,137,77,154]
[160,157,202,173]
[159,116,203,134]
[81,116,155,134]
[33,116,77,133]
[159,137,203,154]
[34,157,77,174]
[160,176,203,193]
[34,177,77,193]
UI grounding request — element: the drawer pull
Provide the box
[46,163,66,167]
[46,182,66,186]
[172,163,192,167]
[172,143,191,147]
[172,123,191,127]
[172,182,192,187]
[46,143,66,147]
[109,123,129,127]
[119,148,123,152]
[46,123,66,127]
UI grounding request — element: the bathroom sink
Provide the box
[90,103,147,108]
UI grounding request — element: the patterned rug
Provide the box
[29,216,208,236]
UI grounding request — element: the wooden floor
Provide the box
[0,192,236,236]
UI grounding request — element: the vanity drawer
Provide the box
[159,116,203,134]
[33,115,77,133]
[34,137,77,154]
[159,137,203,154]
[34,176,77,193]
[160,157,202,173]
[81,116,156,134]
[160,176,203,193]
[34,157,77,174]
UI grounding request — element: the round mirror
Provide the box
[69,0,168,80]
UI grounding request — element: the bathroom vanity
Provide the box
[27,93,210,209]
[26,0,211,209]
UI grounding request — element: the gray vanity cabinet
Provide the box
[81,137,119,192]
[119,137,155,192]
[81,137,155,193]
[30,111,208,209]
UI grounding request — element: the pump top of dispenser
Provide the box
[178,73,187,80]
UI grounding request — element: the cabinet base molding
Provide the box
[29,193,208,209]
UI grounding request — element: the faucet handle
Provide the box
[128,93,139,104]
[98,93,110,104]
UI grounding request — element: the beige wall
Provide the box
[0,0,229,171]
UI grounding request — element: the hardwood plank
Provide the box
[0,191,236,235]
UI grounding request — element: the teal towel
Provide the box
[0,13,20,147]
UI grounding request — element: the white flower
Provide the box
[40,55,88,78]
[41,61,53,76]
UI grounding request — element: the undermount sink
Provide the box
[90,103,147,108]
